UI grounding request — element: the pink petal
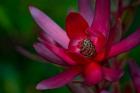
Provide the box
[16,46,51,64]
[29,6,70,48]
[78,0,93,25]
[83,63,103,85]
[34,32,68,65]
[66,12,88,39]
[128,60,140,93]
[36,67,81,90]
[103,67,123,82]
[42,39,77,65]
[109,28,140,58]
[34,43,66,66]
[39,31,56,45]
[91,0,110,37]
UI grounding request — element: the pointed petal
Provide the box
[109,28,140,57]
[78,0,93,25]
[66,12,89,39]
[91,0,110,37]
[36,67,81,90]
[83,63,103,85]
[29,6,70,48]
[128,60,140,93]
[103,67,123,82]
[42,39,76,65]
[34,43,66,66]
[34,34,67,66]
[88,28,107,53]
[39,31,56,45]
[16,46,53,64]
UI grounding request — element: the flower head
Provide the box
[29,0,140,90]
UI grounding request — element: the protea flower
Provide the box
[29,0,140,91]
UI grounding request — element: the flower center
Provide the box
[80,39,96,57]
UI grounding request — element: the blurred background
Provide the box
[0,0,140,93]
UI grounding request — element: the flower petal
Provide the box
[88,28,107,54]
[29,6,70,48]
[66,12,89,39]
[78,0,93,25]
[128,60,140,93]
[109,28,140,57]
[36,67,81,90]
[103,67,123,82]
[83,63,103,85]
[108,19,122,46]
[34,43,66,66]
[16,46,49,64]
[39,31,56,45]
[42,39,77,65]
[91,0,110,37]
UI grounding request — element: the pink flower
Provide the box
[29,0,140,90]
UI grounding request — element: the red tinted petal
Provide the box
[78,0,93,25]
[83,63,103,85]
[103,67,123,82]
[41,38,77,65]
[34,43,67,66]
[36,67,81,90]
[66,12,89,39]
[94,50,107,62]
[66,52,91,65]
[109,28,140,58]
[87,0,110,54]
[89,31,106,53]
[91,0,110,37]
